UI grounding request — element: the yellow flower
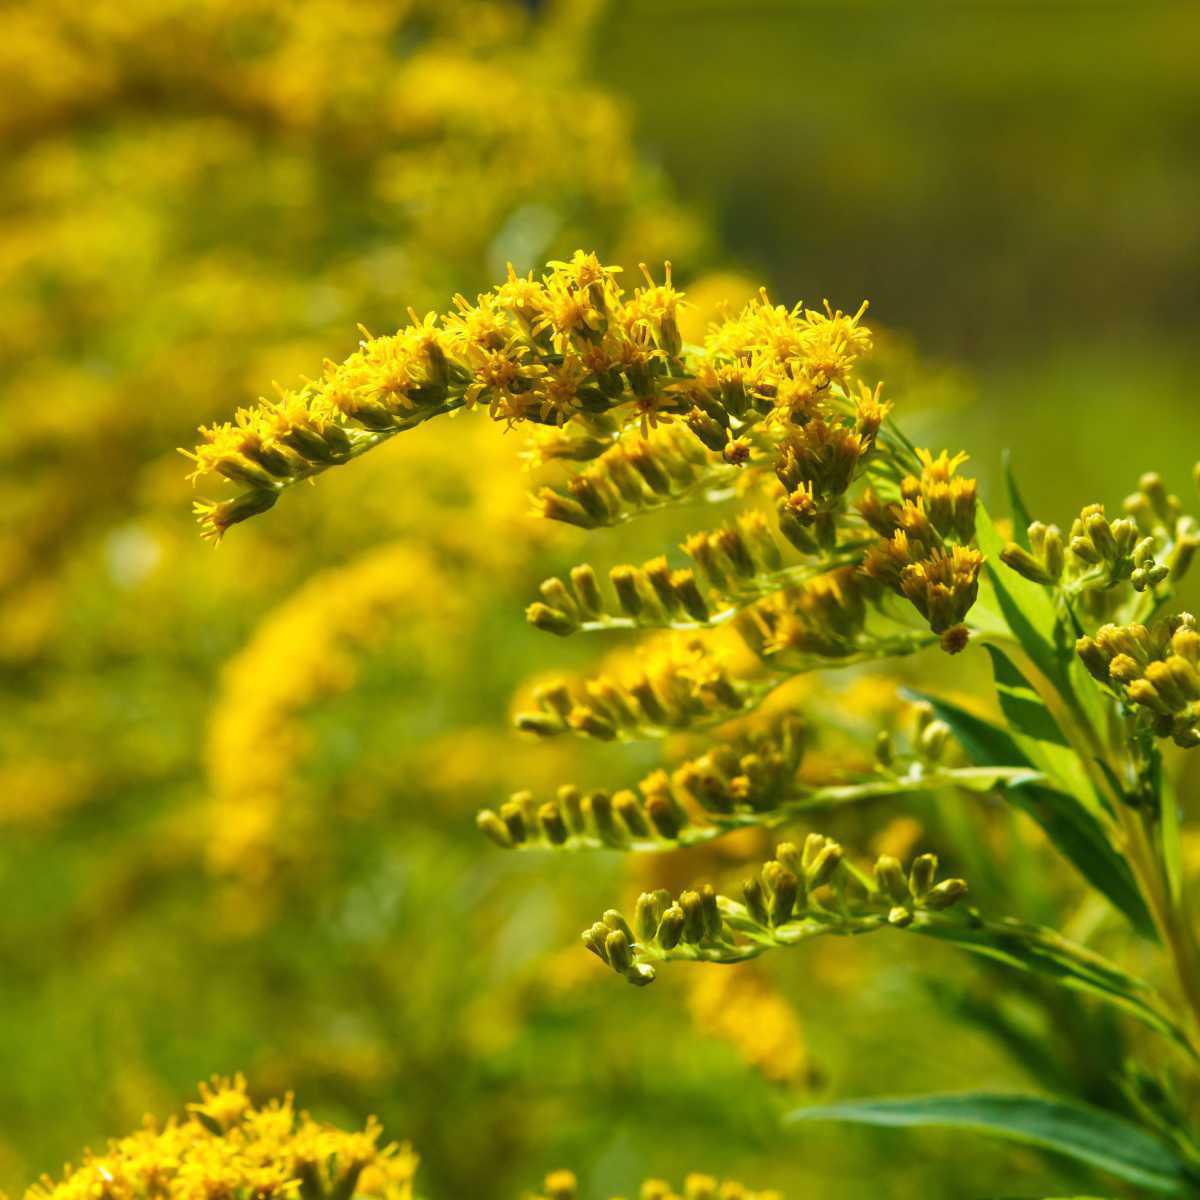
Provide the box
[27,1078,417,1200]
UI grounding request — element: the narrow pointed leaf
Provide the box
[909,914,1189,1055]
[1003,450,1034,551]
[786,1092,1191,1193]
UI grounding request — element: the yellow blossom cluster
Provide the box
[184,252,873,538]
[685,966,809,1085]
[190,253,981,655]
[206,541,465,889]
[1,0,697,852]
[25,1077,416,1200]
[534,1169,781,1200]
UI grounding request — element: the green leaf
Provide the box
[909,688,1156,940]
[983,642,1101,811]
[1162,772,1185,909]
[1003,450,1034,551]
[786,1092,1192,1193]
[974,501,1108,736]
[909,914,1189,1056]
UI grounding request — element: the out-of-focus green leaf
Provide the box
[909,689,1155,939]
[910,914,1187,1054]
[786,1092,1192,1193]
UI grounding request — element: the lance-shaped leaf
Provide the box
[974,500,1109,736]
[786,1093,1193,1194]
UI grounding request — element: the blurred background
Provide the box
[2,2,1199,1197]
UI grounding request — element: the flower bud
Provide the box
[569,564,604,616]
[806,842,844,890]
[538,802,569,845]
[527,602,578,637]
[923,878,968,910]
[874,855,910,904]
[1000,542,1053,584]
[605,928,633,972]
[908,853,938,899]
[657,904,685,949]
[476,809,514,848]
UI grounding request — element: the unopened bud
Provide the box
[569,564,604,616]
[923,878,968,910]
[657,904,685,949]
[806,842,844,890]
[538,802,569,845]
[476,809,514,848]
[605,928,632,972]
[874,855,910,904]
[909,853,938,899]
[1000,542,1053,584]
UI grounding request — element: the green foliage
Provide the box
[787,1093,1194,1193]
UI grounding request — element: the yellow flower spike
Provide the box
[188,253,889,541]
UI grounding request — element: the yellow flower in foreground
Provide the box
[26,1077,416,1200]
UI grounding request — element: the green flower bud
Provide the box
[673,569,711,622]
[538,802,569,845]
[680,890,706,943]
[923,878,968,910]
[1042,525,1065,579]
[742,877,770,927]
[614,789,651,838]
[699,884,723,940]
[605,928,633,973]
[567,705,618,741]
[645,792,685,839]
[657,904,685,949]
[476,809,514,849]
[569,564,604,617]
[909,853,938,899]
[499,800,527,844]
[636,892,664,942]
[610,565,645,617]
[1000,542,1053,584]
[526,602,577,636]
[806,842,844,890]
[874,855,910,905]
[583,922,610,961]
[644,556,681,615]
[763,861,799,926]
[558,785,586,834]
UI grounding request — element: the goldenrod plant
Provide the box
[191,252,1200,1197]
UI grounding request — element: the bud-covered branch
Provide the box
[479,710,1037,852]
[583,835,969,986]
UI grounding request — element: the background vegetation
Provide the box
[3,2,1199,1197]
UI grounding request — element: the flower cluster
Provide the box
[206,542,465,891]
[1077,613,1200,748]
[186,254,882,538]
[685,966,809,1086]
[534,1170,781,1200]
[26,1076,416,1200]
[1001,470,1200,623]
